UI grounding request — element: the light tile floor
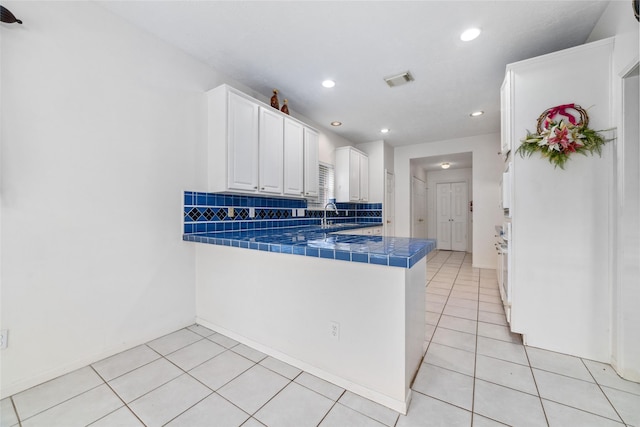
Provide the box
[2,251,639,426]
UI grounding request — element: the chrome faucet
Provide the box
[322,202,338,227]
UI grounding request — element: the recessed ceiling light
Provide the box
[460,28,481,42]
[381,128,390,134]
[322,80,336,88]
[470,110,484,117]
[331,121,342,127]
[441,162,451,169]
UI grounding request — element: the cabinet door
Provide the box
[259,107,284,194]
[228,92,260,192]
[359,153,369,202]
[349,150,360,201]
[283,119,304,196]
[303,128,319,198]
[500,71,512,156]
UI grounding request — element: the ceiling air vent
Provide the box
[384,71,414,88]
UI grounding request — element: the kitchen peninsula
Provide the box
[189,81,436,413]
[184,198,435,414]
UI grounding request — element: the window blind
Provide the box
[308,162,334,209]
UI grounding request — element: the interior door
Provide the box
[411,177,427,238]
[436,182,468,251]
[385,171,395,236]
[451,182,468,251]
[436,183,452,250]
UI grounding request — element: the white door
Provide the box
[283,119,304,196]
[259,107,284,194]
[227,92,259,191]
[436,183,452,250]
[451,182,468,251]
[385,171,395,236]
[411,177,427,238]
[436,182,468,251]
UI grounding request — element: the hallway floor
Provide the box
[2,251,639,426]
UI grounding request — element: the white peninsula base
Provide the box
[195,244,426,414]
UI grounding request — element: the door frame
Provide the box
[611,60,640,381]
[427,171,472,253]
[384,170,395,237]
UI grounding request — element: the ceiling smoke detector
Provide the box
[384,71,414,88]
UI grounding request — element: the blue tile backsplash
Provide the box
[184,191,382,234]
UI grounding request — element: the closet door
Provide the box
[436,182,468,251]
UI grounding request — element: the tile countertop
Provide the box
[183,224,436,269]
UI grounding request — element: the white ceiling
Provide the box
[412,152,473,172]
[98,1,609,147]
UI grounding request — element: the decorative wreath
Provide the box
[516,104,612,169]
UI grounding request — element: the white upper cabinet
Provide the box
[207,84,319,198]
[303,127,319,198]
[227,92,260,192]
[500,70,512,158]
[259,107,284,194]
[336,146,369,202]
[359,152,369,201]
[283,118,304,196]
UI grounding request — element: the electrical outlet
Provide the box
[329,321,340,341]
[0,330,8,350]
[249,207,255,218]
[228,207,234,218]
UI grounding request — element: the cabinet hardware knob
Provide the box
[261,187,265,190]
[386,220,391,224]
[254,187,258,189]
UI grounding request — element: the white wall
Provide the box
[426,168,473,253]
[395,133,502,269]
[587,0,640,381]
[0,1,357,397]
[0,1,214,397]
